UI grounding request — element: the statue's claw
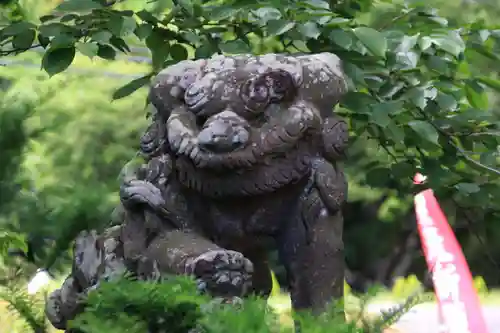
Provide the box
[185,249,254,298]
[120,179,165,209]
[321,116,349,161]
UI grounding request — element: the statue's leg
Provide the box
[120,178,254,298]
[234,246,272,299]
[277,208,344,315]
[248,250,273,298]
[144,229,254,298]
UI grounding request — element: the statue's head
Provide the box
[145,53,347,197]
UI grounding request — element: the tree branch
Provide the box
[416,109,500,176]
[0,44,40,57]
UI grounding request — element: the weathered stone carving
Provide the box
[45,53,349,331]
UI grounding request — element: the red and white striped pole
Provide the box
[413,173,489,333]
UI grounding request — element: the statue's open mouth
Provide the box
[166,101,320,170]
[165,101,321,196]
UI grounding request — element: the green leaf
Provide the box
[219,40,251,54]
[182,31,202,44]
[107,16,136,37]
[0,22,36,37]
[386,122,405,143]
[391,162,414,180]
[136,10,160,24]
[42,46,76,77]
[329,29,352,50]
[135,23,153,40]
[465,80,488,110]
[352,27,387,58]
[39,22,74,37]
[60,13,79,23]
[110,36,130,53]
[113,74,152,100]
[55,0,102,12]
[418,36,432,51]
[436,92,457,111]
[476,76,500,93]
[297,22,320,39]
[91,31,113,43]
[267,19,296,36]
[121,16,137,36]
[325,17,351,27]
[40,14,59,22]
[341,92,376,114]
[252,7,282,23]
[396,35,418,53]
[11,29,36,50]
[195,43,214,59]
[107,16,124,36]
[178,0,194,16]
[0,232,27,257]
[366,167,392,188]
[407,120,439,145]
[97,44,116,60]
[431,32,465,58]
[428,16,448,26]
[170,44,188,62]
[480,152,497,166]
[471,43,500,62]
[370,104,391,127]
[379,82,405,100]
[50,34,76,49]
[406,88,426,110]
[343,62,365,86]
[76,42,98,58]
[300,0,330,10]
[146,30,169,70]
[425,55,451,76]
[207,6,240,21]
[454,183,480,194]
[38,34,50,48]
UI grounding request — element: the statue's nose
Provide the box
[197,120,249,153]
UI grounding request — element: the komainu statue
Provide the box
[45,53,349,331]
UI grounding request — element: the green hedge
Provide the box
[69,277,373,333]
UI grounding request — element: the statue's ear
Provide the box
[149,60,206,119]
[148,85,165,115]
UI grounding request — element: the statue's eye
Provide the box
[179,69,201,90]
[240,76,270,113]
[266,70,296,103]
[252,84,269,101]
[274,80,284,92]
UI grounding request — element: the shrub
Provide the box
[391,275,423,300]
[66,276,389,333]
[473,276,488,296]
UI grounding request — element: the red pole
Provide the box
[413,173,489,333]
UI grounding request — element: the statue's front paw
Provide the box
[45,277,83,330]
[120,179,165,208]
[322,116,349,161]
[185,250,254,298]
